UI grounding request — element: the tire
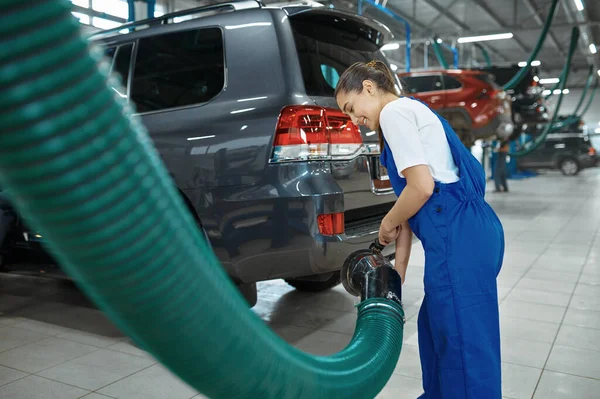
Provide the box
[285,272,341,292]
[559,158,580,176]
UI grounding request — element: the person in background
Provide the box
[494,140,509,193]
[335,60,505,398]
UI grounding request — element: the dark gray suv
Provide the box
[14,1,399,306]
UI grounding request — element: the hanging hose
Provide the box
[0,2,405,398]
[509,27,580,157]
[432,39,450,69]
[503,0,560,91]
[473,43,492,67]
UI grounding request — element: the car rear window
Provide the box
[290,13,393,97]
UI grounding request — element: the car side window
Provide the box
[442,75,462,90]
[109,43,133,98]
[403,75,442,93]
[104,46,117,69]
[131,27,225,113]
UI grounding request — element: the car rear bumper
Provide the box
[191,157,401,284]
[577,154,598,169]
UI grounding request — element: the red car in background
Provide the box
[397,69,514,147]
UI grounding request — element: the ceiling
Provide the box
[166,0,599,87]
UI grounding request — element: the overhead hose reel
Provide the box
[0,1,405,398]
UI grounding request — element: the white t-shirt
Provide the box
[379,97,460,183]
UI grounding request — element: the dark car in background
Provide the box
[1,1,401,306]
[476,65,549,137]
[517,132,598,176]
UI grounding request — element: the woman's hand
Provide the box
[378,217,401,246]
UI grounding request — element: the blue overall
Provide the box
[380,98,505,398]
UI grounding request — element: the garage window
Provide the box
[131,27,225,113]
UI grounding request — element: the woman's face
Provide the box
[336,80,383,132]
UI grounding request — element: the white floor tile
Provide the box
[500,300,566,324]
[505,288,571,307]
[38,348,155,391]
[500,315,560,344]
[292,329,353,356]
[98,364,197,399]
[534,370,600,399]
[0,365,28,387]
[376,373,423,399]
[393,344,422,379]
[0,375,89,399]
[0,326,49,353]
[546,345,600,380]
[573,283,600,298]
[501,338,552,368]
[524,269,580,283]
[0,337,98,373]
[513,278,576,295]
[555,324,600,352]
[563,308,600,330]
[501,362,542,399]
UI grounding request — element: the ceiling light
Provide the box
[598,69,600,77]
[436,38,443,44]
[381,43,400,51]
[589,43,597,54]
[518,60,541,67]
[533,76,540,82]
[563,89,570,94]
[540,78,560,84]
[574,0,584,12]
[457,32,513,44]
[553,89,561,95]
[390,64,398,72]
[542,90,551,96]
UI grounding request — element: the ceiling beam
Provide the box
[423,0,463,28]
[560,0,598,70]
[408,0,510,62]
[420,0,470,31]
[472,0,532,55]
[520,0,567,57]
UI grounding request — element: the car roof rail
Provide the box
[89,0,264,39]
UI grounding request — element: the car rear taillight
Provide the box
[589,147,596,156]
[270,106,363,163]
[317,213,344,236]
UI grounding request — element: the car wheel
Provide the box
[285,272,341,292]
[559,158,579,176]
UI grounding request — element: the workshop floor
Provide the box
[1,168,600,399]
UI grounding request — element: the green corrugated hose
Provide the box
[0,2,404,399]
[503,0,559,91]
[509,27,579,157]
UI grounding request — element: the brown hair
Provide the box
[334,60,400,152]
